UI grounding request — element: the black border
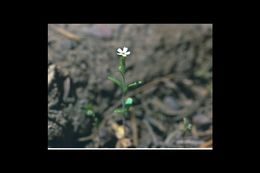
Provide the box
[27,15,225,162]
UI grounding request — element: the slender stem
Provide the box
[120,71,126,136]
[122,93,125,126]
[182,130,186,148]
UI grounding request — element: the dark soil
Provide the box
[48,24,212,148]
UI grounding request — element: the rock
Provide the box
[60,40,77,50]
[163,96,180,110]
[193,114,211,130]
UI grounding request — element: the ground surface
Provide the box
[48,24,212,148]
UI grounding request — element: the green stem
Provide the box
[118,56,127,138]
[120,72,126,128]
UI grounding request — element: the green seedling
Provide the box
[81,103,98,127]
[107,47,143,130]
[183,117,192,131]
[182,117,192,147]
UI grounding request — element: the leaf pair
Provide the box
[108,75,143,93]
[81,104,95,117]
[81,104,98,127]
[107,75,127,93]
[114,97,133,114]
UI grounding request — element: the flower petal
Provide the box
[125,51,130,55]
[123,47,128,52]
[117,48,123,53]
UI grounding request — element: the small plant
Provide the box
[81,103,98,127]
[108,47,143,137]
[183,117,192,131]
[182,117,192,147]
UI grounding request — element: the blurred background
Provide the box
[48,24,212,148]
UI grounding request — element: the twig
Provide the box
[48,64,56,87]
[199,139,212,148]
[78,134,95,142]
[131,110,138,146]
[129,73,175,96]
[143,118,158,146]
[145,115,166,133]
[176,139,204,146]
[150,97,184,116]
[182,131,187,148]
[50,25,81,41]
[164,131,177,145]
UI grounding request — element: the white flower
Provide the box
[117,47,130,57]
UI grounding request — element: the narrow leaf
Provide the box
[107,75,123,89]
[123,84,128,93]
[127,80,143,90]
[114,108,127,113]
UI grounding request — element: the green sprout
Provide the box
[182,117,192,147]
[81,103,98,127]
[108,47,143,130]
[183,117,192,131]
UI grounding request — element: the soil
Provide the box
[48,24,212,148]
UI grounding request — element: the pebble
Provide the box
[193,114,211,130]
[163,96,180,110]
